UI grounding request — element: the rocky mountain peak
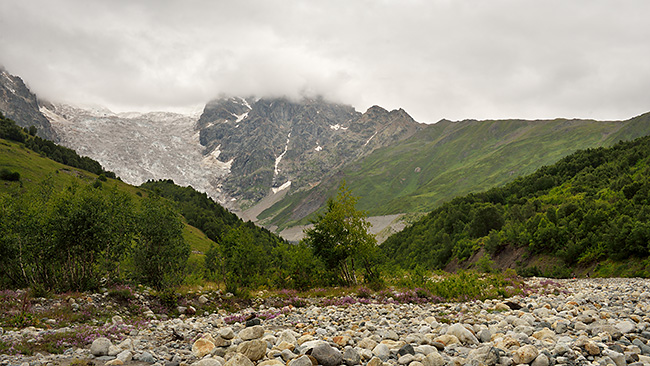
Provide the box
[389,108,415,122]
[196,96,422,210]
[364,105,389,116]
[196,96,254,130]
[0,67,58,140]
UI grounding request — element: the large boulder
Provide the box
[311,342,343,366]
[513,345,539,365]
[237,339,267,361]
[446,324,479,345]
[422,352,446,366]
[192,336,216,358]
[467,346,499,366]
[239,325,265,340]
[90,337,112,356]
[224,353,254,366]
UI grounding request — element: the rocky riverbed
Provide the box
[2,278,650,366]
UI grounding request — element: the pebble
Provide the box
[4,278,650,366]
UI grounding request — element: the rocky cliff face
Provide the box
[0,67,58,141]
[197,97,423,209]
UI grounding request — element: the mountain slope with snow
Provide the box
[41,104,235,206]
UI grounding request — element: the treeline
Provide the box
[0,180,189,291]
[381,135,650,272]
[0,113,115,178]
[139,180,329,291]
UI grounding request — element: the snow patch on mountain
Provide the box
[1,71,17,94]
[364,131,378,146]
[239,97,252,110]
[330,124,348,131]
[235,111,249,123]
[271,180,291,194]
[274,132,291,177]
[201,145,233,173]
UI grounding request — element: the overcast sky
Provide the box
[1,0,649,123]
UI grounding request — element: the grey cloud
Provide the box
[1,0,649,122]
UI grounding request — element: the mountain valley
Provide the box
[2,67,650,242]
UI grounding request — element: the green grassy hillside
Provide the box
[380,134,650,277]
[260,112,650,230]
[0,138,215,252]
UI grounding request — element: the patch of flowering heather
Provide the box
[107,286,137,310]
[533,279,569,295]
[356,286,372,298]
[178,297,190,307]
[258,307,291,321]
[148,302,167,315]
[224,314,246,324]
[278,289,298,298]
[288,297,308,307]
[376,289,394,299]
[0,318,149,356]
[0,289,22,300]
[539,279,559,286]
[0,290,27,316]
[393,290,429,304]
[321,296,358,307]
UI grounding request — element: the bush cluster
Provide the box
[0,180,189,292]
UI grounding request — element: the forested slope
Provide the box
[381,134,650,275]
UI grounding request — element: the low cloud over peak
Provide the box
[1,0,649,122]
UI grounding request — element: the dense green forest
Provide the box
[381,135,650,275]
[139,180,312,290]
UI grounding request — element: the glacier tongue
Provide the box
[42,104,235,206]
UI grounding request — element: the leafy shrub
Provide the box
[108,286,135,304]
[155,289,179,311]
[0,181,136,292]
[29,284,52,299]
[0,168,20,181]
[130,195,190,289]
[476,253,495,273]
